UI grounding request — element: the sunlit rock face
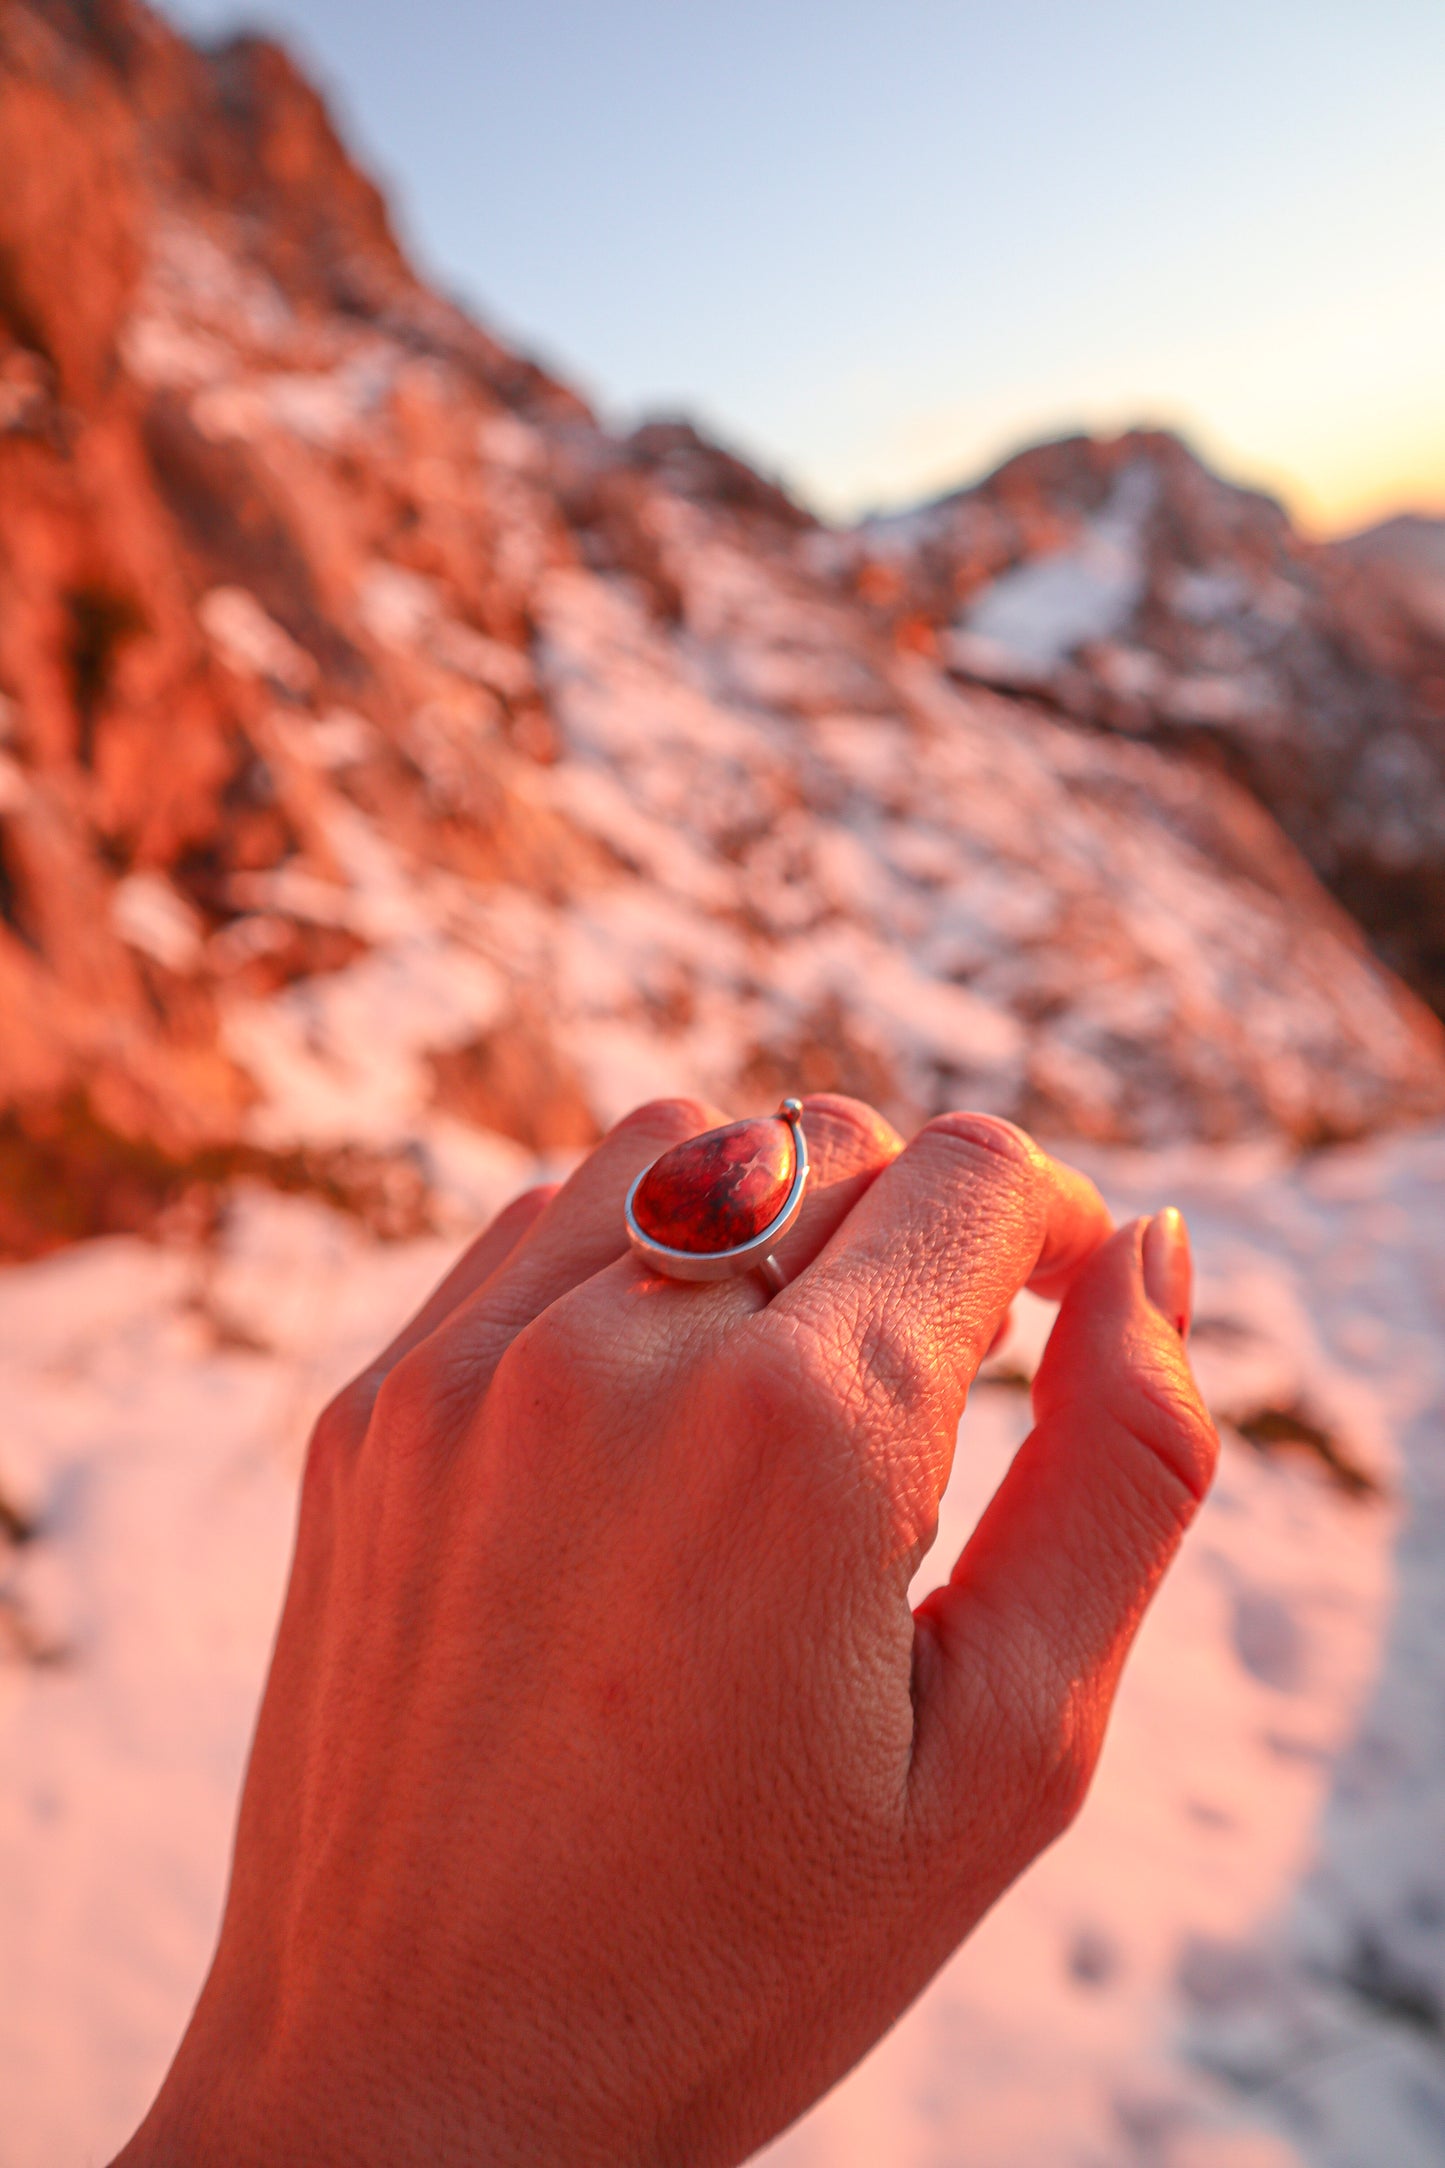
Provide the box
[844,433,1445,1016]
[2,0,1445,1263]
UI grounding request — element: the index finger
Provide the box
[768,1113,1113,1542]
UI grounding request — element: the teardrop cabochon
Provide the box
[626,1103,809,1274]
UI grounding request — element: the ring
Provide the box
[625,1098,809,1294]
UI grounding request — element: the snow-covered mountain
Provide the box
[848,436,1445,1014]
[2,0,1444,1263]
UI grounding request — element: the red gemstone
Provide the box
[632,1116,795,1253]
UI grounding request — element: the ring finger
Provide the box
[407,1092,906,1434]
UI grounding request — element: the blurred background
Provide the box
[1,2,1444,2163]
[164,0,1445,530]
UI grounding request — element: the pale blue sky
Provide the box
[160,0,1445,531]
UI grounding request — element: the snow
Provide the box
[268,708,379,772]
[476,410,549,475]
[1160,673,1277,731]
[6,1136,1445,2167]
[1171,568,1251,627]
[197,587,317,694]
[356,561,442,649]
[119,314,232,391]
[111,874,204,974]
[252,360,393,448]
[7,186,1438,2168]
[957,462,1156,673]
[522,570,1443,1143]
[143,214,294,349]
[356,562,536,696]
[222,936,510,1150]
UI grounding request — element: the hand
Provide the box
[115,1095,1215,2168]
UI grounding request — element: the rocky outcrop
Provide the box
[1,0,1443,1256]
[846,433,1445,1012]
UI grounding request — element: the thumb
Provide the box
[908,1212,1218,1862]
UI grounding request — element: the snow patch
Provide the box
[110,873,204,973]
[199,588,317,694]
[958,461,1156,673]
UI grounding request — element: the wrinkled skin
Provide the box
[115,1094,1215,2168]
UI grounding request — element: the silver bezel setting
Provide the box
[624,1098,809,1282]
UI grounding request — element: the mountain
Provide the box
[2,0,1444,1263]
[847,434,1445,1011]
[1336,512,1445,645]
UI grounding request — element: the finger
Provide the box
[425,1094,730,1345]
[264,1185,558,1819]
[419,1093,906,1415]
[314,1098,732,1459]
[767,1113,1113,1536]
[374,1182,560,1370]
[349,1096,734,1434]
[909,1213,1217,1864]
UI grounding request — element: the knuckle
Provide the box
[760,1295,936,1447]
[800,1093,902,1170]
[1116,1347,1220,1507]
[999,1669,1100,1844]
[369,1341,457,1451]
[758,1317,850,1429]
[307,1374,375,1469]
[1027,1705,1097,1842]
[775,1283,944,1439]
[922,1110,1040,1174]
[721,1330,879,1535]
[854,1303,935,1423]
[918,1113,1045,1225]
[493,1286,623,1410]
[507,1291,585,1374]
[721,1321,858,1489]
[492,1181,557,1233]
[611,1095,716,1146]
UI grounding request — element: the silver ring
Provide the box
[625,1098,809,1291]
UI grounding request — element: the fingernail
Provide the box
[1141,1208,1192,1339]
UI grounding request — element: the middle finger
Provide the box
[765,1111,1113,1551]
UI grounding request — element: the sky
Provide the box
[159,0,1445,535]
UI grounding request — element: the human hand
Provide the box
[116,1094,1214,2168]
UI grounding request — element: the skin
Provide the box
[114,1093,1216,2168]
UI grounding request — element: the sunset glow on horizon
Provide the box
[162,0,1445,538]
[840,315,1445,538]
